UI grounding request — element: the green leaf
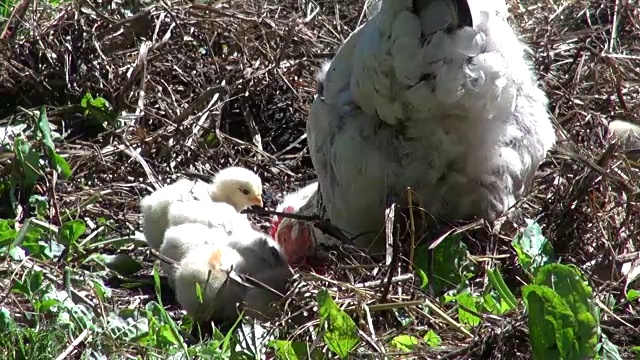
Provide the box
[423,330,441,348]
[28,195,49,219]
[482,291,511,316]
[8,247,25,260]
[512,220,555,276]
[80,92,116,127]
[627,289,640,302]
[0,308,15,331]
[36,107,55,151]
[533,264,599,357]
[269,340,322,360]
[35,107,72,179]
[523,264,599,360]
[390,334,420,352]
[0,219,17,245]
[487,266,518,311]
[316,289,359,359]
[13,137,41,190]
[523,285,572,360]
[11,270,45,297]
[595,333,622,360]
[455,291,481,327]
[414,234,477,294]
[35,298,62,313]
[156,324,180,346]
[89,253,143,277]
[59,220,86,247]
[52,152,72,179]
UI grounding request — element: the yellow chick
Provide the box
[140,166,263,251]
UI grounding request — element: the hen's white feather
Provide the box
[303,0,556,250]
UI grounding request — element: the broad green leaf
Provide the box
[156,324,180,346]
[11,270,45,297]
[59,220,86,246]
[627,289,640,302]
[533,263,599,358]
[35,298,62,313]
[482,291,511,316]
[512,220,555,276]
[0,221,17,243]
[523,284,572,360]
[390,334,420,352]
[81,92,116,127]
[414,234,477,294]
[455,291,481,327]
[423,330,441,348]
[42,239,65,259]
[8,247,25,260]
[269,340,323,360]
[317,289,359,359]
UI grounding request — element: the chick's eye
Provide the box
[240,189,250,195]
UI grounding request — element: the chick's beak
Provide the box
[251,194,263,207]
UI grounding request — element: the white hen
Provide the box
[274,0,556,258]
[140,166,263,251]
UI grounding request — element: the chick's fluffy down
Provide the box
[166,200,253,236]
[174,244,245,323]
[242,267,294,322]
[159,223,231,287]
[141,179,213,251]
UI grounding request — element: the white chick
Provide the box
[174,228,291,325]
[166,200,253,237]
[174,243,245,323]
[241,266,294,322]
[140,166,263,251]
[158,223,231,287]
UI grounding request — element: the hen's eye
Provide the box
[241,189,250,195]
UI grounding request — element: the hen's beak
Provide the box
[250,194,264,207]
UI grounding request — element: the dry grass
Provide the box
[1,0,640,358]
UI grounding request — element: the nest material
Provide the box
[1,0,640,358]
